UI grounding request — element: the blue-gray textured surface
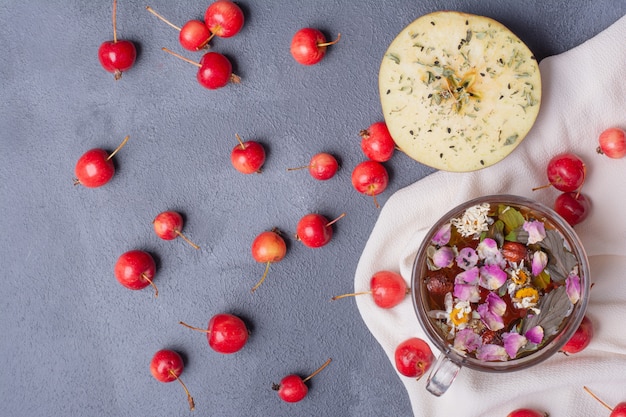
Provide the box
[1,1,624,416]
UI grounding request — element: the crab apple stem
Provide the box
[325,212,346,227]
[230,74,241,84]
[179,321,210,333]
[286,165,309,172]
[142,273,159,298]
[146,6,182,31]
[112,0,118,43]
[330,290,371,301]
[318,33,341,48]
[169,370,195,411]
[162,47,201,68]
[251,261,271,293]
[106,135,130,161]
[531,183,553,192]
[235,133,246,150]
[175,230,200,250]
[583,386,614,411]
[371,194,380,209]
[199,32,216,49]
[302,358,332,383]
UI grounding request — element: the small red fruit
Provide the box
[204,0,245,38]
[554,192,590,226]
[597,127,626,159]
[272,358,332,403]
[146,7,211,51]
[153,211,200,249]
[287,152,339,181]
[332,270,408,309]
[351,160,389,208]
[394,337,434,379]
[584,386,626,417]
[561,315,593,354]
[295,213,345,248]
[150,349,195,411]
[162,48,240,90]
[506,409,548,417]
[360,121,395,162]
[180,313,249,354]
[250,230,287,292]
[230,134,266,174]
[98,0,136,80]
[290,28,340,65]
[74,135,129,188]
[114,250,158,297]
[533,153,586,193]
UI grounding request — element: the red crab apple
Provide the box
[150,349,195,411]
[360,121,395,162]
[162,48,240,90]
[561,315,594,354]
[250,229,287,292]
[74,135,129,188]
[146,6,211,51]
[179,313,249,354]
[290,28,341,65]
[351,160,389,208]
[230,134,266,174]
[98,0,136,80]
[272,358,332,403]
[114,249,158,297]
[295,213,345,248]
[204,0,245,39]
[153,211,200,249]
[332,270,409,309]
[597,127,626,159]
[394,337,434,379]
[533,153,586,193]
[506,409,548,417]
[554,192,590,226]
[584,386,626,417]
[287,152,339,181]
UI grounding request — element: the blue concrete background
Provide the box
[1,1,624,416]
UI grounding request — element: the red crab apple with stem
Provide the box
[114,249,158,297]
[597,127,626,159]
[146,6,211,51]
[179,313,249,354]
[290,28,341,65]
[272,358,332,403]
[332,270,409,309]
[561,315,594,354]
[250,229,287,292]
[150,349,195,411]
[506,409,548,417]
[532,153,586,193]
[98,0,136,80]
[584,386,626,417]
[554,192,590,226]
[230,134,266,174]
[295,213,345,248]
[204,0,245,39]
[153,211,200,249]
[351,160,389,208]
[394,337,434,379]
[360,121,395,162]
[287,152,339,180]
[162,48,240,90]
[74,135,129,188]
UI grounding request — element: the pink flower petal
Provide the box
[523,220,546,244]
[455,267,479,285]
[479,264,508,290]
[502,332,527,358]
[432,246,455,268]
[432,223,452,246]
[566,273,581,304]
[453,284,480,302]
[456,247,479,270]
[525,326,544,344]
[453,329,482,353]
[476,344,508,361]
[531,250,548,276]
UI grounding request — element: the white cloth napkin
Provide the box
[355,14,626,417]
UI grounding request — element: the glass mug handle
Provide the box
[426,353,461,396]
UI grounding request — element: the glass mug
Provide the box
[410,195,590,396]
